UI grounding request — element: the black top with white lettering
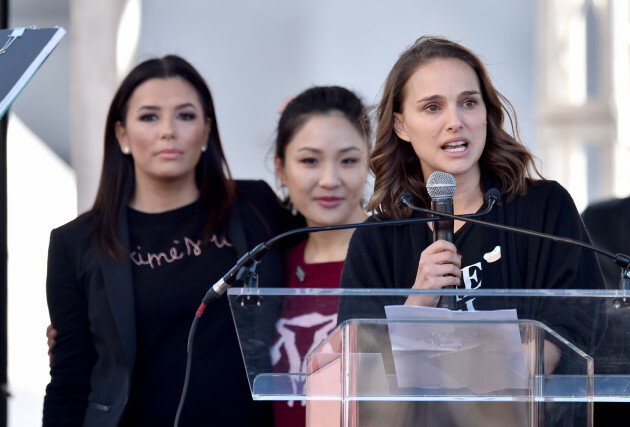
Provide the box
[120,200,261,426]
[339,180,606,354]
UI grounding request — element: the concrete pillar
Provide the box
[70,0,125,213]
[535,0,616,208]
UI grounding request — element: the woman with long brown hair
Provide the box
[43,55,282,426]
[340,35,603,352]
[338,34,604,427]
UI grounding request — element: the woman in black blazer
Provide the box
[43,56,283,426]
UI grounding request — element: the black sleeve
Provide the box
[337,218,408,324]
[277,207,307,252]
[43,228,96,426]
[581,199,627,289]
[235,180,283,238]
[581,199,630,375]
[516,182,606,355]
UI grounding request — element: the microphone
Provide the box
[426,171,457,308]
[426,171,456,243]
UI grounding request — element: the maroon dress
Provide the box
[271,239,344,427]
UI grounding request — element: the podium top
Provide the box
[226,287,630,403]
[228,287,630,297]
[0,27,66,119]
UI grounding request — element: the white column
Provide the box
[70,0,125,213]
[535,0,616,206]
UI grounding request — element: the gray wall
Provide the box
[10,0,536,203]
[137,0,536,188]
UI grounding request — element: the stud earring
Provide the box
[123,146,130,154]
[201,145,207,153]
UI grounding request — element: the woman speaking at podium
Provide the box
[340,35,603,335]
[337,36,605,425]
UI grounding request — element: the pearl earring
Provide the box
[123,146,130,154]
[201,146,207,153]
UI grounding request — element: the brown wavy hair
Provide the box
[368,36,542,219]
[90,55,234,260]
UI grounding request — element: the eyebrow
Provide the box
[296,146,363,154]
[416,90,481,104]
[136,102,198,112]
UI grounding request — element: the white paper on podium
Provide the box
[385,305,529,393]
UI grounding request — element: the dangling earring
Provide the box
[276,185,298,216]
[201,145,207,153]
[276,185,289,202]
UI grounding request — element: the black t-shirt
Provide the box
[452,214,502,310]
[120,200,269,426]
[339,180,606,354]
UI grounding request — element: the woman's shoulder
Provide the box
[350,213,415,243]
[234,179,275,199]
[505,180,580,225]
[583,195,630,218]
[47,212,97,260]
[51,211,94,238]
[517,179,574,205]
[232,179,280,214]
[525,179,566,194]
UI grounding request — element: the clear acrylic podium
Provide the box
[228,288,630,426]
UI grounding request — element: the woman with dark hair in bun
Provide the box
[270,85,370,427]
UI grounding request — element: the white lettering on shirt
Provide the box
[459,261,482,310]
[129,234,232,269]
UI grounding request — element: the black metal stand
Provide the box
[1,2,9,426]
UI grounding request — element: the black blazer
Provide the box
[582,196,630,289]
[43,180,284,426]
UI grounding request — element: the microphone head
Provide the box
[426,171,456,199]
[398,192,414,207]
[485,188,501,204]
